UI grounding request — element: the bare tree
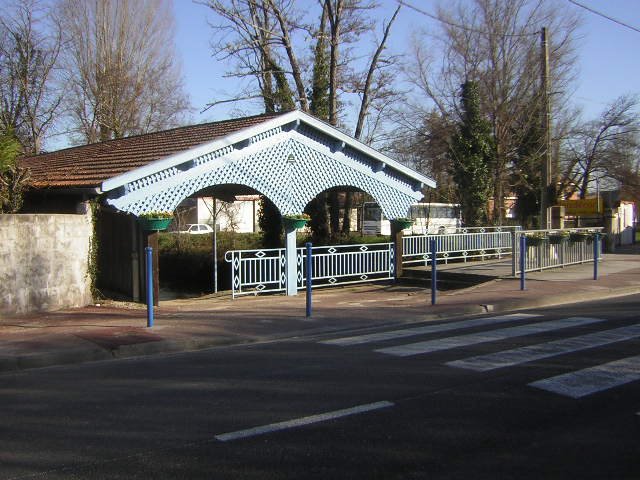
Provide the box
[57,0,190,143]
[560,95,640,199]
[201,0,305,113]
[203,0,400,139]
[338,3,401,232]
[402,0,581,223]
[0,0,63,154]
[204,0,403,239]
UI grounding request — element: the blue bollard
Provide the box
[593,233,600,280]
[430,238,437,305]
[520,235,526,291]
[145,246,154,328]
[306,242,313,317]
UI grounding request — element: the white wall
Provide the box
[197,197,258,233]
[0,213,93,314]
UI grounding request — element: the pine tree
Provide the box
[305,5,331,244]
[448,81,494,227]
[259,57,294,246]
[512,100,544,228]
[309,5,330,121]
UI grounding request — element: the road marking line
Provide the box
[375,317,604,357]
[214,401,394,442]
[529,354,640,398]
[321,314,541,346]
[448,323,640,371]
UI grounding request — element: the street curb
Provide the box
[2,286,639,375]
[0,348,113,373]
[474,285,640,315]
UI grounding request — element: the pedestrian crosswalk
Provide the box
[529,355,640,398]
[320,313,541,346]
[375,317,603,357]
[447,323,640,372]
[321,314,640,399]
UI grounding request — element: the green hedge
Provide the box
[158,232,392,293]
[158,232,262,293]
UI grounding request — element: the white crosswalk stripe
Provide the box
[320,313,541,346]
[322,314,640,399]
[529,354,640,398]
[375,317,604,357]
[447,323,640,371]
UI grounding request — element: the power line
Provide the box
[567,0,640,34]
[396,0,540,37]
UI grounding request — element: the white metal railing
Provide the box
[225,248,286,298]
[403,231,513,266]
[225,227,606,296]
[225,243,394,297]
[300,243,394,289]
[512,228,604,275]
[454,226,522,234]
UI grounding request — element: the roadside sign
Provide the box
[557,198,603,216]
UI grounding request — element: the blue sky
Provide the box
[174,0,640,125]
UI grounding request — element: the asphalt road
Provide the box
[2,295,640,479]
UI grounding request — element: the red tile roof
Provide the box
[19,112,284,189]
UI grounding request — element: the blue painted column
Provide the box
[145,246,154,328]
[285,224,298,296]
[593,232,600,280]
[305,242,313,317]
[520,235,527,291]
[430,238,437,306]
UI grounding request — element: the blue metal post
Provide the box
[593,233,600,280]
[305,242,313,317]
[519,235,526,291]
[430,238,437,305]
[145,246,154,328]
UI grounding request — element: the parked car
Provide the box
[179,224,214,234]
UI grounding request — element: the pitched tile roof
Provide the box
[19,112,284,189]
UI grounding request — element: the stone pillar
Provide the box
[550,206,565,230]
[603,208,617,253]
[285,225,298,296]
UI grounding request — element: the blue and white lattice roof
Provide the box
[101,110,435,219]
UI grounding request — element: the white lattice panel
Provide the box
[106,128,422,219]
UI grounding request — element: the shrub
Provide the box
[158,232,263,293]
[158,231,394,293]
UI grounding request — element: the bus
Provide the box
[362,202,461,236]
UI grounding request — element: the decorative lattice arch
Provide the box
[102,111,435,220]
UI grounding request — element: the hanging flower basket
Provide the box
[392,218,413,230]
[525,234,545,247]
[569,232,590,243]
[548,232,569,245]
[138,212,173,231]
[283,214,310,230]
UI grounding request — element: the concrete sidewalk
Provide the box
[1,246,639,373]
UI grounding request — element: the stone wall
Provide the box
[0,213,93,315]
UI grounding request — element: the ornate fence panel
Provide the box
[225,248,286,298]
[454,226,522,234]
[226,243,394,296]
[402,231,514,266]
[513,228,604,275]
[299,243,394,289]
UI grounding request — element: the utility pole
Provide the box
[540,27,552,229]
